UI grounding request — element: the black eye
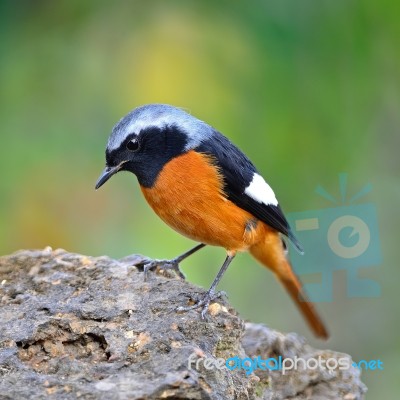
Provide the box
[126,138,140,152]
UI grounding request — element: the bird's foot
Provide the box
[176,290,227,319]
[142,258,185,281]
[120,254,185,280]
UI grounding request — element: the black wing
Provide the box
[195,131,303,253]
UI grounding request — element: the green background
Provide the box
[1,1,398,397]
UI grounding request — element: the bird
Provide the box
[95,103,329,339]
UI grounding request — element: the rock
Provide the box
[0,249,367,399]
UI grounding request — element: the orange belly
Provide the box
[140,151,267,252]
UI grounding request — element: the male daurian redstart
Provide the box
[95,104,328,339]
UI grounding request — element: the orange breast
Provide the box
[140,151,266,252]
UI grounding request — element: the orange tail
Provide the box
[250,233,329,340]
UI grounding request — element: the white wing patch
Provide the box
[244,173,278,206]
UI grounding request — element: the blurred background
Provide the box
[0,0,398,396]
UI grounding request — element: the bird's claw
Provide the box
[176,290,227,319]
[143,259,185,281]
[120,255,186,280]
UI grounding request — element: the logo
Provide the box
[187,353,384,375]
[287,174,382,302]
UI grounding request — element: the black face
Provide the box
[101,124,188,188]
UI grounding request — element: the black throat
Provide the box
[120,124,188,188]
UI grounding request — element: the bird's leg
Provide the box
[177,253,236,319]
[123,243,206,280]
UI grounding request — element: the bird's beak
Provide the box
[95,161,126,190]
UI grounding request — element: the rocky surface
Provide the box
[0,248,366,399]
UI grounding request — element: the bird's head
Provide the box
[95,104,213,189]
